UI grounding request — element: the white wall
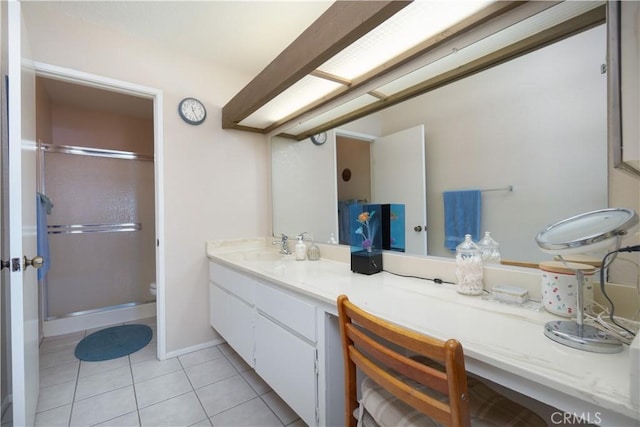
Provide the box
[21,6,269,353]
[380,25,608,261]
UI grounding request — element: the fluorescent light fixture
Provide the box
[318,1,493,81]
[225,1,606,140]
[240,75,342,129]
[377,0,604,97]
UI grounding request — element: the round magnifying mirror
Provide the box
[535,208,638,255]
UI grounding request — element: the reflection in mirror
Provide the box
[272,24,608,263]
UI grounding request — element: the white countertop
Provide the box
[206,238,640,424]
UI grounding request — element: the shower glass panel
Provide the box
[43,150,155,319]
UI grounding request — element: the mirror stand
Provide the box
[543,267,622,353]
[536,208,639,353]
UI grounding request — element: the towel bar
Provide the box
[481,185,513,192]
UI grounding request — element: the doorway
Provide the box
[36,64,166,359]
[35,75,158,336]
[335,126,427,254]
[336,135,371,245]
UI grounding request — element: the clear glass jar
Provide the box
[478,231,501,264]
[455,234,484,295]
[307,241,320,261]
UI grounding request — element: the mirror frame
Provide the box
[608,0,640,176]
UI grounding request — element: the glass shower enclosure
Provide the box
[40,144,156,320]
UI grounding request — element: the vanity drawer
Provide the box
[209,262,255,305]
[255,284,316,342]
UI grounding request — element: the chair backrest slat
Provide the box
[338,294,471,427]
[346,323,450,395]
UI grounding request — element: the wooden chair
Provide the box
[337,294,547,427]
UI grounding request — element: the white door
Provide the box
[371,125,427,254]
[6,2,39,425]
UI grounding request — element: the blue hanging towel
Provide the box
[443,190,481,252]
[36,193,53,280]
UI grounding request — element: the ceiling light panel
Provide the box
[283,93,380,136]
[317,0,494,81]
[376,0,604,96]
[239,75,342,129]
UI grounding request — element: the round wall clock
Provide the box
[178,97,207,125]
[311,132,327,145]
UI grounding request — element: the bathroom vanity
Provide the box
[207,238,639,426]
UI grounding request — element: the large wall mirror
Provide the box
[272,20,609,264]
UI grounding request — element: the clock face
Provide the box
[311,132,327,145]
[178,98,206,125]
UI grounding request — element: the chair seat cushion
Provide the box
[359,359,547,427]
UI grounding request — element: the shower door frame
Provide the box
[33,62,167,360]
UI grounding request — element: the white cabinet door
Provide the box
[209,284,254,367]
[255,314,317,426]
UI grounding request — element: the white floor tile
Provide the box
[190,418,213,427]
[38,323,300,427]
[195,375,257,417]
[240,370,272,395]
[79,356,129,378]
[36,380,76,413]
[34,404,72,427]
[75,365,133,401]
[39,332,85,355]
[70,385,137,426]
[93,410,140,427]
[135,370,192,409]
[217,342,235,356]
[223,351,252,373]
[262,390,300,425]
[129,343,158,364]
[210,397,283,427]
[138,391,207,427]
[39,346,78,370]
[40,360,79,388]
[184,357,237,389]
[178,346,223,368]
[131,357,181,383]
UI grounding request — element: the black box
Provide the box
[351,250,383,275]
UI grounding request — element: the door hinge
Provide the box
[11,257,21,272]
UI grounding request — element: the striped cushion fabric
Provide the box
[358,357,546,427]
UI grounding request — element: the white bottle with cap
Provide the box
[295,233,307,261]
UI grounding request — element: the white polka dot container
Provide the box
[539,261,595,317]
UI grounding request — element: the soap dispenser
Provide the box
[295,233,307,261]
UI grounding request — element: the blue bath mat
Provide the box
[75,324,153,361]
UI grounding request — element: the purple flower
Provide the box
[362,238,372,250]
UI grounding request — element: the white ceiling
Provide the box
[28,0,333,118]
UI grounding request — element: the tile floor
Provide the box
[1,317,306,427]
